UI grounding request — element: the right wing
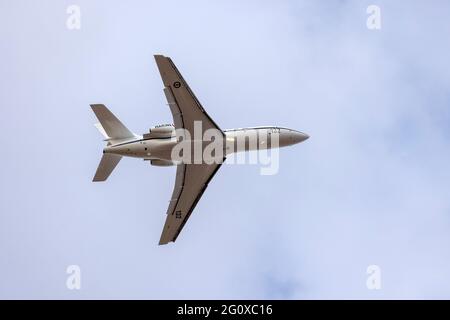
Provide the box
[154,55,224,138]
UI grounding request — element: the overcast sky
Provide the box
[1,0,450,299]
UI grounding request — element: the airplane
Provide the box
[91,55,309,245]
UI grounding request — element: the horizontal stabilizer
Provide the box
[91,104,135,140]
[93,154,122,182]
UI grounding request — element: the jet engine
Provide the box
[150,159,177,166]
[143,124,175,139]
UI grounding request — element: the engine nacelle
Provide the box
[150,159,176,167]
[143,124,175,139]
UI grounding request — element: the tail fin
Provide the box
[93,154,122,182]
[90,104,135,140]
[91,104,134,182]
[94,122,109,140]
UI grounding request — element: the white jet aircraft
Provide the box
[92,55,309,245]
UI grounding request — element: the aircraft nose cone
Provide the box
[292,131,309,144]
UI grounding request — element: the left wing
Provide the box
[159,161,224,245]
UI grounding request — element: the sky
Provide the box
[1,0,450,299]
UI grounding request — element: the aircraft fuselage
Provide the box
[104,126,309,162]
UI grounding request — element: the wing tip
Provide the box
[154,54,169,62]
[90,103,105,109]
[158,233,175,245]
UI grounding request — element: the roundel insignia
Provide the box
[173,81,181,88]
